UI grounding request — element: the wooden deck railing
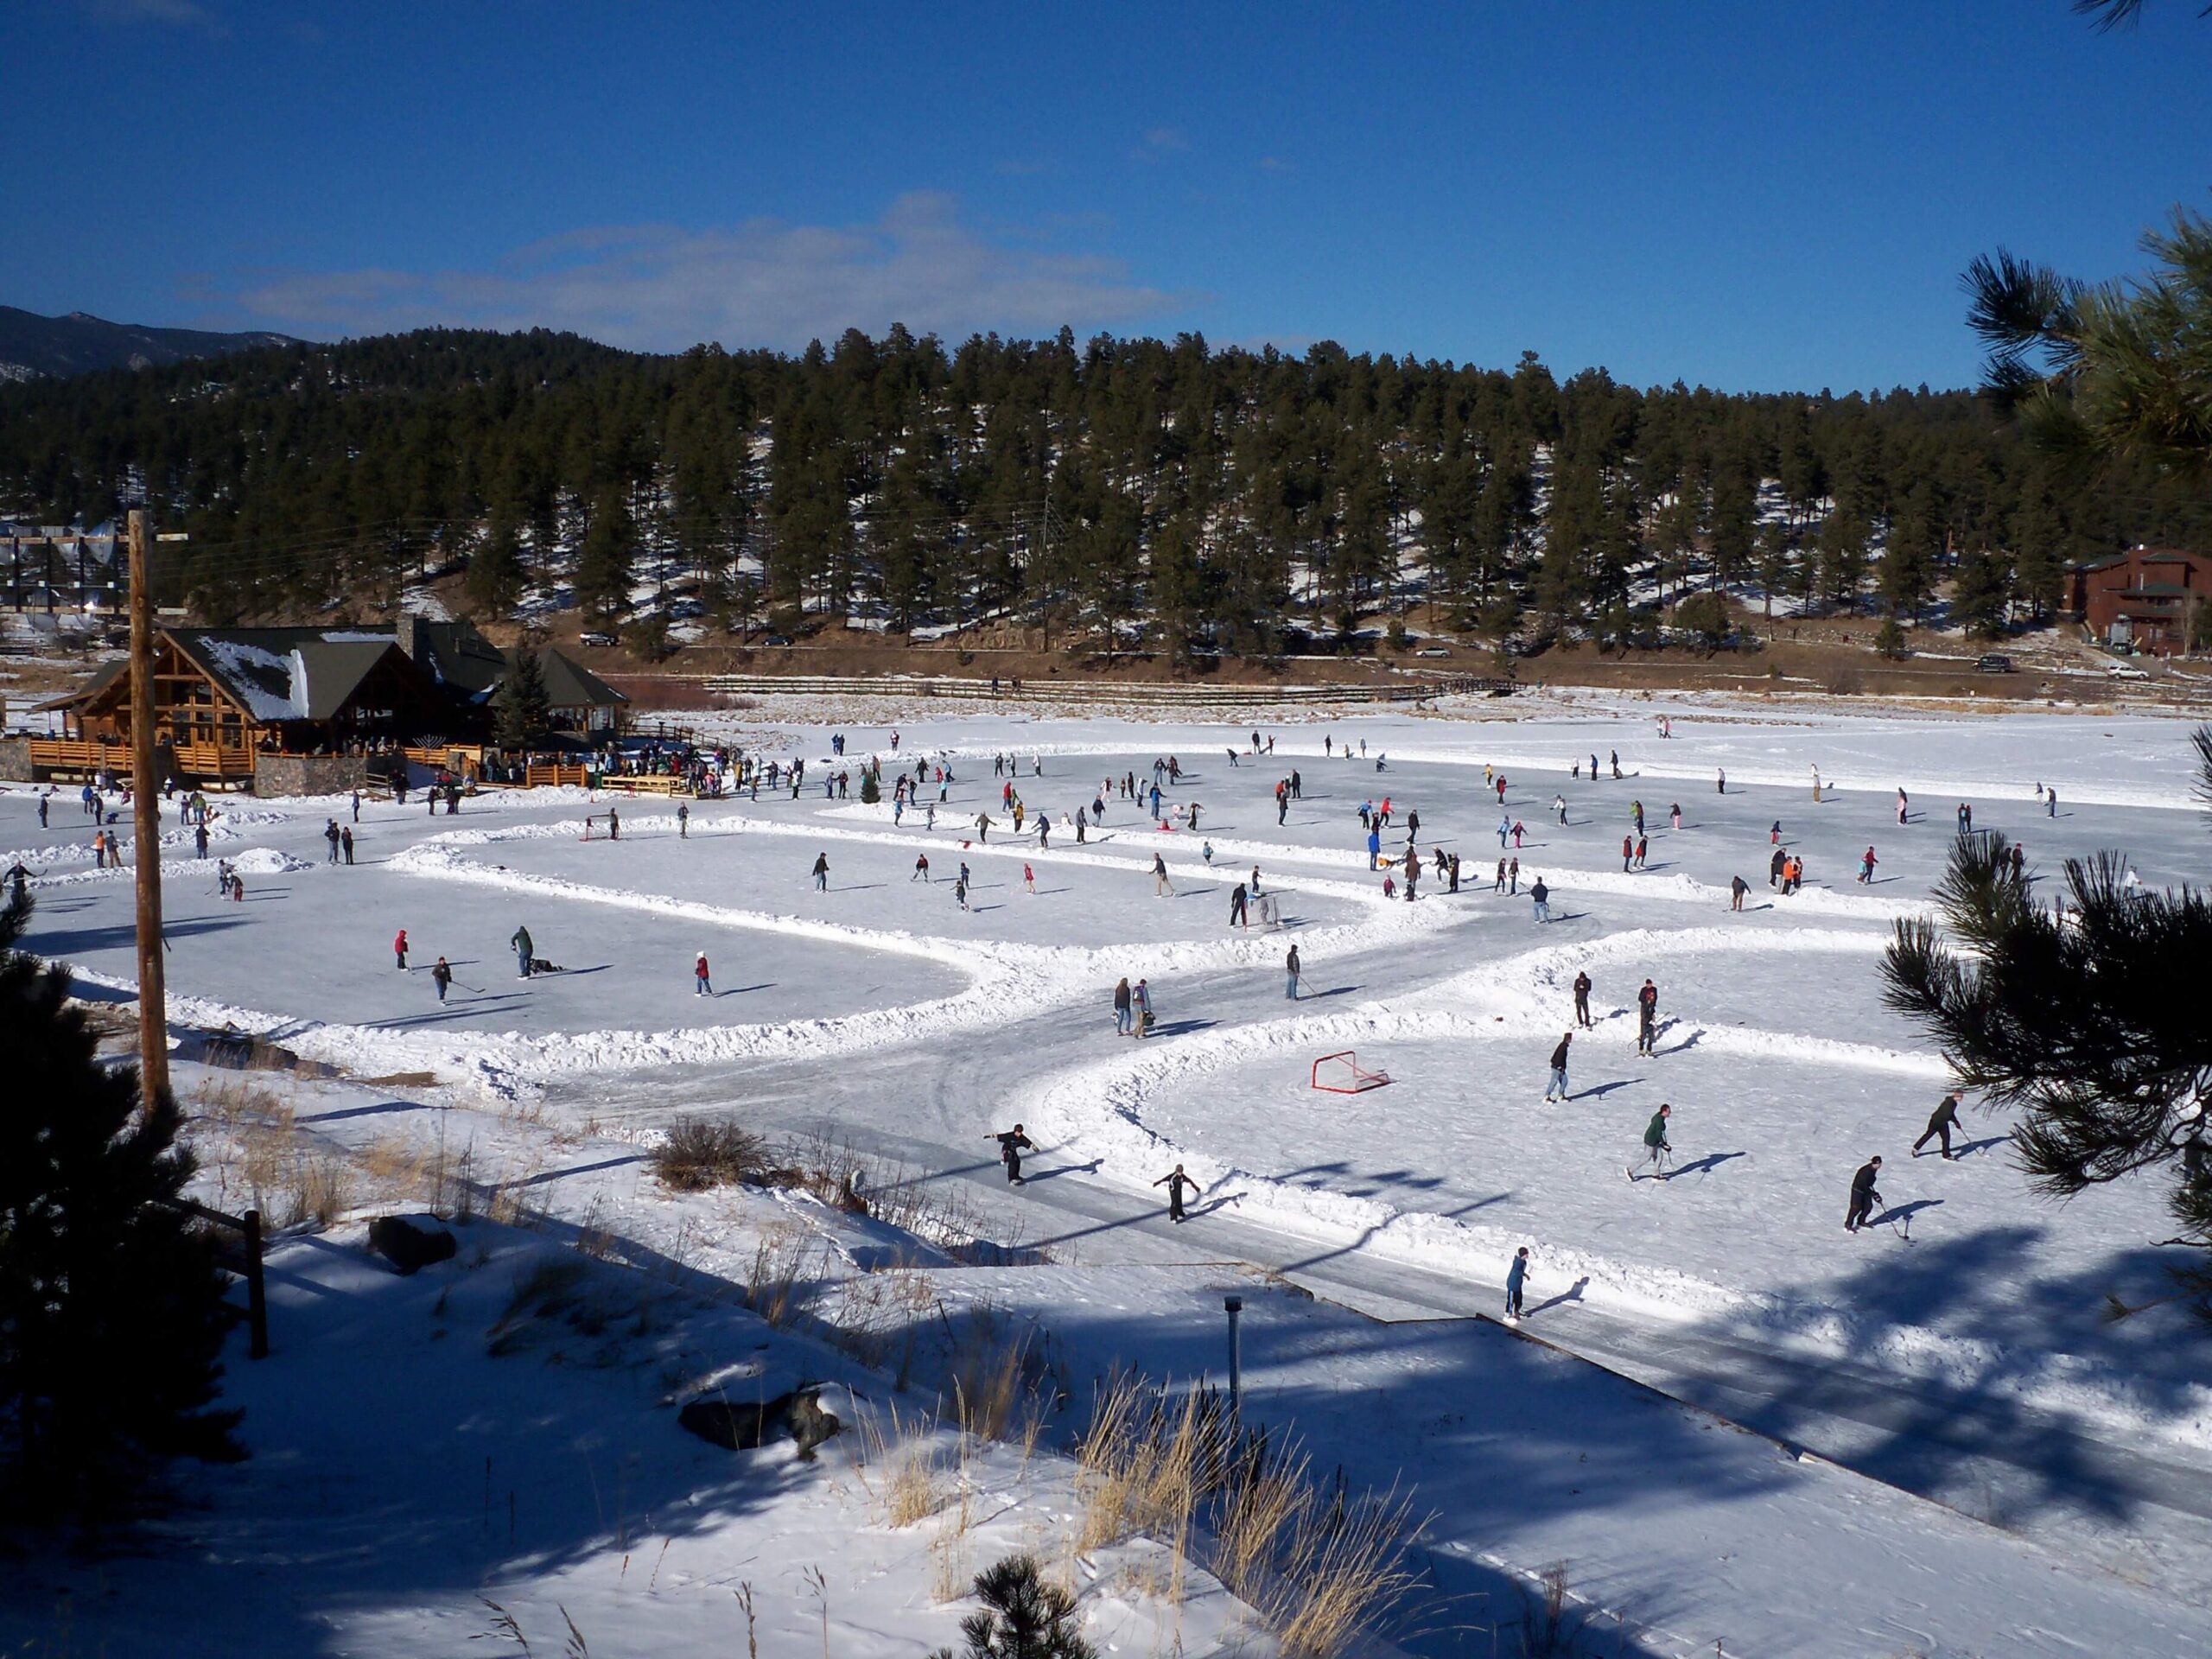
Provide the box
[523,762,591,788]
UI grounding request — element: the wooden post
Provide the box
[242,1208,269,1359]
[127,509,169,1111]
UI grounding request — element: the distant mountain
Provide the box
[0,306,302,382]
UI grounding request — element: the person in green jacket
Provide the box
[1630,1103,1673,1182]
[511,925,534,980]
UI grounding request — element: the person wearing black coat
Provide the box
[1914,1094,1963,1160]
[1573,971,1592,1028]
[1847,1156,1884,1231]
[993,1125,1035,1185]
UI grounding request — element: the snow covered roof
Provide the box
[169,628,422,724]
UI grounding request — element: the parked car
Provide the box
[578,631,617,648]
[1975,653,2014,673]
[1414,645,1452,658]
[2107,662,2152,681]
[762,634,793,647]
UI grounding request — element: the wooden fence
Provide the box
[161,1197,269,1359]
[27,736,254,780]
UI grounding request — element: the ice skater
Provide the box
[511,924,535,980]
[1153,1163,1203,1222]
[994,1123,1034,1185]
[1544,1031,1572,1102]
[1114,976,1134,1035]
[1573,970,1592,1028]
[1285,943,1301,1000]
[812,851,830,892]
[1637,978,1659,1055]
[1505,1247,1529,1324]
[1846,1155,1885,1233]
[1630,1103,1674,1181]
[430,956,453,1002]
[393,928,409,970]
[695,951,712,996]
[1913,1092,1963,1160]
[1859,845,1878,883]
[1153,852,1173,896]
[1529,875,1550,923]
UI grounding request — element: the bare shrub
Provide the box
[652,1116,772,1192]
[1520,1560,1575,1656]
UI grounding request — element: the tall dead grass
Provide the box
[1075,1376,1424,1658]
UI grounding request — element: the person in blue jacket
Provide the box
[1505,1247,1529,1323]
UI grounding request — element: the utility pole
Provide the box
[127,508,169,1111]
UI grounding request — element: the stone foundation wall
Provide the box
[253,753,371,798]
[0,737,30,783]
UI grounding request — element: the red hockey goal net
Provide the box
[1311,1050,1390,1093]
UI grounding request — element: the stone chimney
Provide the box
[395,613,424,660]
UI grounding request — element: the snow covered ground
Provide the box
[5,690,2212,1656]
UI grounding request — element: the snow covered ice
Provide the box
[7,690,2212,1656]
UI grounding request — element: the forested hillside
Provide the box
[3,325,2206,653]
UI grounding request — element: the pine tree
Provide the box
[0,892,241,1514]
[859,768,880,805]
[1884,747,2212,1321]
[929,1554,1097,1659]
[493,648,552,748]
[467,508,528,619]
[575,487,636,625]
[1949,542,2011,637]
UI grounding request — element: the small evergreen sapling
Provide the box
[928,1554,1096,1659]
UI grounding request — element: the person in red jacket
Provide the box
[695,951,713,996]
[394,928,409,971]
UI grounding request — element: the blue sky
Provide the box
[7,1,2209,391]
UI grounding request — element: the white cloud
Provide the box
[219,193,1185,351]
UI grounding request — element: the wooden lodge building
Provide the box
[22,617,625,789]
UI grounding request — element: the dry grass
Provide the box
[743,1221,817,1328]
[824,1269,938,1372]
[1073,1376,1424,1658]
[944,1306,1049,1444]
[853,1406,944,1530]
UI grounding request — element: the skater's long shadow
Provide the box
[1952,1135,2011,1158]
[1880,1198,1947,1225]
[1670,1151,1746,1179]
[1306,984,1363,1000]
[1147,1018,1218,1038]
[715,983,773,996]
[1574,1078,1641,1099]
[1529,1276,1592,1315]
[1020,1158,1103,1185]
[296,1097,436,1124]
[835,882,887,893]
[1548,910,1591,923]
[1661,1029,1703,1055]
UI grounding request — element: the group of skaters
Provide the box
[991,1122,1206,1221]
